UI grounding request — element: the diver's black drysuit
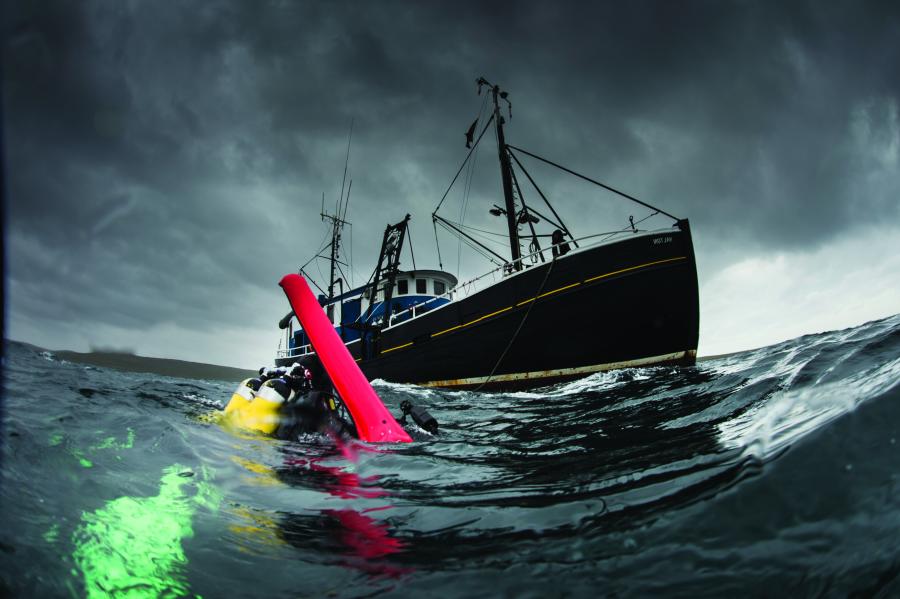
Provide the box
[253,358,356,441]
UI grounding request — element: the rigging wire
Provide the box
[299,269,327,296]
[315,256,326,290]
[597,210,660,242]
[301,217,333,270]
[342,179,352,224]
[457,92,490,279]
[298,193,338,293]
[507,144,680,221]
[507,148,577,247]
[438,216,513,245]
[298,236,335,279]
[407,222,417,271]
[433,114,495,215]
[430,92,675,285]
[435,220,505,267]
[444,223,510,248]
[336,261,351,292]
[449,222,510,237]
[433,219,444,270]
[338,118,354,218]
[341,182,353,286]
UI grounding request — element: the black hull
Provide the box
[278,223,699,390]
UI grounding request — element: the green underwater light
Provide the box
[72,464,219,598]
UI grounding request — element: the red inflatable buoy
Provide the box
[279,274,412,443]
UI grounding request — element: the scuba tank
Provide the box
[224,366,296,434]
[226,353,437,442]
[232,376,293,434]
[224,363,357,439]
[224,378,258,417]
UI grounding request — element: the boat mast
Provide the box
[322,119,355,303]
[320,204,349,302]
[478,77,522,271]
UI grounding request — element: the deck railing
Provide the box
[276,343,313,360]
[383,226,668,328]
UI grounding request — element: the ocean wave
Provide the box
[3,315,899,597]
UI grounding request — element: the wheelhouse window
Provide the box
[434,280,446,295]
[416,279,427,294]
[397,280,408,295]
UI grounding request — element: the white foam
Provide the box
[718,355,900,459]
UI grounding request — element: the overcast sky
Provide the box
[4,0,899,368]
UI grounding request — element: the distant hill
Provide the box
[17,342,257,382]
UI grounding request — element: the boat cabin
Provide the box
[278,269,457,360]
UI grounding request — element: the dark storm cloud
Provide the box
[4,0,899,358]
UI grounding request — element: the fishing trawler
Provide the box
[275,78,699,390]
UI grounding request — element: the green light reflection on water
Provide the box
[72,464,220,598]
[43,523,60,544]
[50,428,135,468]
[91,428,136,451]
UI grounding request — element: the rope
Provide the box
[472,257,556,392]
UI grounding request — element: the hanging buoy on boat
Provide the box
[279,273,412,443]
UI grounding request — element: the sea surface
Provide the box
[2,315,899,598]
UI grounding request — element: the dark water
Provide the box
[2,315,899,598]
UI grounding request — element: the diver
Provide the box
[241,366,284,393]
[261,361,355,440]
[225,359,357,440]
[225,356,438,441]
